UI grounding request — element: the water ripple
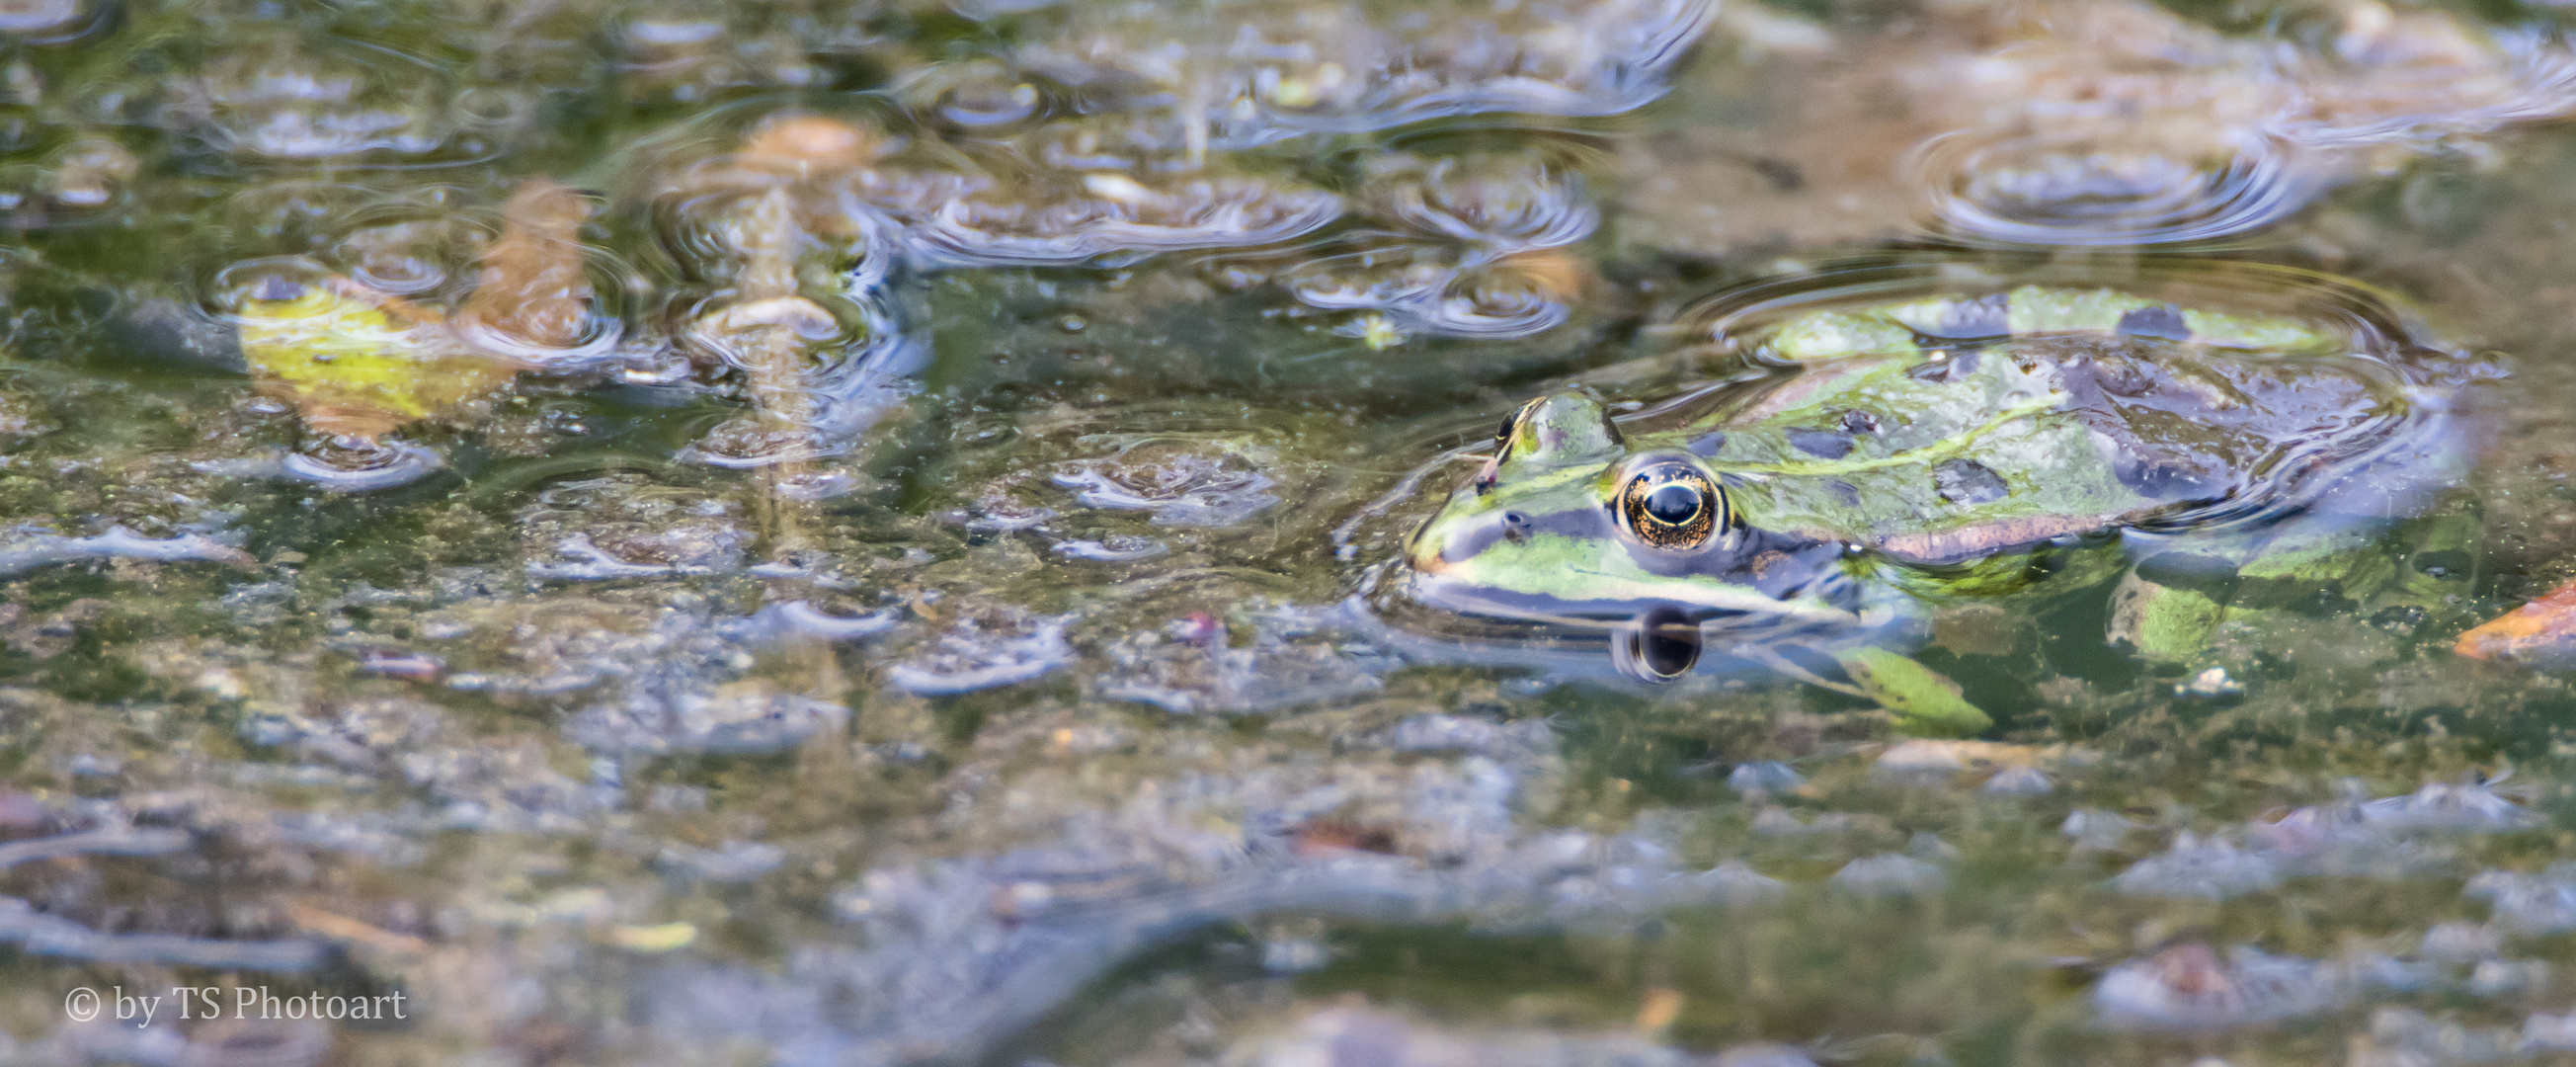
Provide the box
[1361,147,1599,252]
[280,436,446,492]
[1286,244,1579,341]
[903,172,1342,268]
[1912,129,2324,247]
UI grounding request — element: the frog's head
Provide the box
[1402,391,1855,679]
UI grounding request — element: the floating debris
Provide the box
[2061,808,2138,851]
[1052,447,1283,529]
[527,533,741,581]
[2350,1007,2523,1067]
[0,893,322,972]
[2094,943,2345,1031]
[2525,1009,2576,1051]
[565,685,849,755]
[52,1018,333,1067]
[1827,853,1945,897]
[2113,834,2282,900]
[1727,760,1806,796]
[1981,766,2054,796]
[2421,922,2504,963]
[1873,739,2045,783]
[0,826,188,869]
[1098,620,1387,715]
[2175,666,2246,699]
[1050,536,1168,562]
[886,616,1075,696]
[2359,778,2542,832]
[757,601,901,641]
[606,922,699,952]
[2249,801,2451,879]
[0,526,256,577]
[1382,714,1555,756]
[1208,1004,1712,1067]
[2465,864,2576,934]
[1714,1043,1823,1067]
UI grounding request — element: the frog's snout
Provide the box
[1480,391,1626,493]
[1472,451,1505,493]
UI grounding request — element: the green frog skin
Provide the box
[1395,278,2478,734]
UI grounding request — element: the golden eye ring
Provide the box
[1617,459,1725,549]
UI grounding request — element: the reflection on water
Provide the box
[3,0,2576,1063]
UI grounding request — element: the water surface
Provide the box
[2,0,2576,1064]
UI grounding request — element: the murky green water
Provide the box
[4,0,2576,1064]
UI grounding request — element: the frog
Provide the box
[1391,273,2483,735]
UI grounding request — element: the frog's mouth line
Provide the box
[1352,570,1908,687]
[1394,568,1870,639]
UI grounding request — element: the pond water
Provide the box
[4,0,2576,1064]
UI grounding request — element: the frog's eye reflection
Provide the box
[1615,607,1702,682]
[1618,461,1724,549]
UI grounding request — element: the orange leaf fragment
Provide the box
[1635,988,1685,1031]
[739,114,877,177]
[2455,578,2576,661]
[458,177,597,355]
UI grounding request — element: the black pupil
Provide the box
[1643,480,1701,525]
[1497,416,1516,443]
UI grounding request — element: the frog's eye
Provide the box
[1617,459,1726,549]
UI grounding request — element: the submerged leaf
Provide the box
[239,176,593,437]
[1838,646,1993,736]
[237,278,500,438]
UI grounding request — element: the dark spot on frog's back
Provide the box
[1687,431,1725,456]
[1788,428,1854,458]
[2116,303,2191,341]
[2117,456,2225,501]
[1919,293,2009,340]
[1909,347,1979,383]
[1934,458,2008,505]
[1749,542,1843,599]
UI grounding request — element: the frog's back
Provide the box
[1647,287,2428,562]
